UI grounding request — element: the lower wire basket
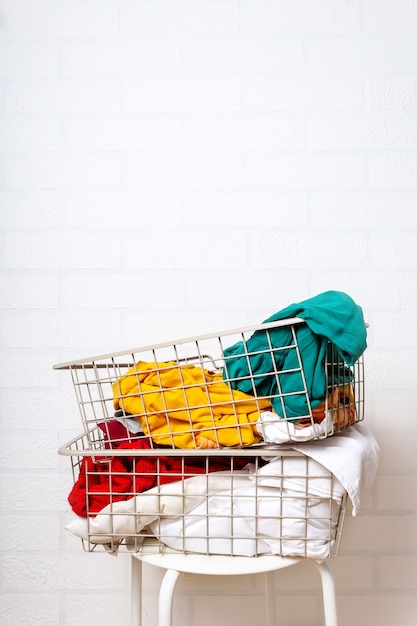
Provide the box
[60,427,347,559]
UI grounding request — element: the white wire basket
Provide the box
[54,317,364,451]
[59,428,348,558]
[56,317,364,558]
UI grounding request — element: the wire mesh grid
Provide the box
[55,318,364,451]
[60,428,347,558]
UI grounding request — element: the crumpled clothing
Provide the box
[68,436,254,517]
[223,290,366,421]
[98,418,142,449]
[112,361,271,449]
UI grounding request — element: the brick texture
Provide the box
[1,1,416,625]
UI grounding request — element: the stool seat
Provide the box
[131,540,338,626]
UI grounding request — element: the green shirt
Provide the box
[222,291,367,421]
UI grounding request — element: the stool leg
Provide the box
[313,561,338,626]
[131,557,142,626]
[159,569,181,626]
[264,571,277,626]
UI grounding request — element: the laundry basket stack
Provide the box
[57,291,368,560]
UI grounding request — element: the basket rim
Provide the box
[52,316,306,370]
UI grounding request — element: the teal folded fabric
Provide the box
[222,291,367,421]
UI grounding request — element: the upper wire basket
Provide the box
[54,317,364,451]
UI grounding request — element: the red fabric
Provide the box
[68,437,252,518]
[97,419,141,449]
[68,438,154,517]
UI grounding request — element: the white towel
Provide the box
[254,454,346,502]
[256,409,334,444]
[290,423,380,516]
[152,483,341,558]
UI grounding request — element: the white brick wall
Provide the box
[1,1,416,624]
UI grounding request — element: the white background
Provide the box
[1,1,416,624]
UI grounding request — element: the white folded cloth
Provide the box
[257,409,334,444]
[290,423,380,516]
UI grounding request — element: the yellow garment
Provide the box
[113,361,272,449]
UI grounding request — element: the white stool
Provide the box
[131,543,338,626]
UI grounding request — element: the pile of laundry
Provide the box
[64,291,379,558]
